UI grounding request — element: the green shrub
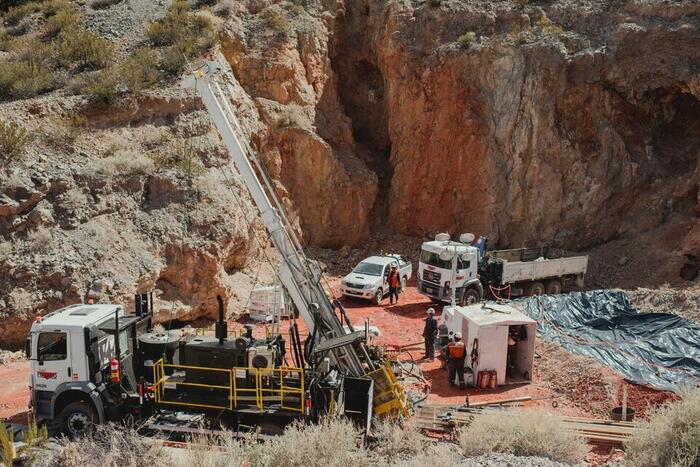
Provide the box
[57,25,113,69]
[457,410,585,464]
[457,31,476,48]
[0,120,30,165]
[79,68,119,103]
[151,138,204,176]
[146,1,215,75]
[260,7,292,34]
[118,48,160,93]
[3,2,41,26]
[0,59,54,99]
[625,389,700,467]
[44,6,79,38]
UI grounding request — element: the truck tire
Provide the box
[460,288,481,306]
[400,276,407,292]
[59,401,96,438]
[545,279,562,295]
[525,281,545,296]
[373,288,383,305]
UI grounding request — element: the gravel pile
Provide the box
[458,453,572,466]
[86,0,172,42]
[626,286,700,324]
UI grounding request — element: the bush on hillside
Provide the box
[118,48,160,93]
[457,410,585,464]
[0,59,54,99]
[0,120,30,165]
[43,6,79,38]
[57,26,113,69]
[146,1,215,75]
[457,31,476,48]
[625,389,700,467]
[260,7,292,34]
[151,138,204,176]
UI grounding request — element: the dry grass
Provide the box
[151,138,204,176]
[625,389,700,467]
[0,120,30,165]
[259,6,292,35]
[457,410,585,464]
[27,227,54,254]
[97,149,155,175]
[45,424,163,467]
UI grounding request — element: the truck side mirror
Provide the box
[25,336,31,359]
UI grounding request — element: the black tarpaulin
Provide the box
[520,290,700,392]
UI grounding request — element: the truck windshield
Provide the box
[420,250,452,269]
[353,262,384,276]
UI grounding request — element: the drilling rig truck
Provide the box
[26,59,408,438]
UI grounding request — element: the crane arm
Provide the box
[183,61,366,376]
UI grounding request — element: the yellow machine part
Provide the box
[366,360,410,419]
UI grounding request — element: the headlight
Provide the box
[341,280,347,287]
[364,284,373,289]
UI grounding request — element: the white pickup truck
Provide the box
[340,255,412,305]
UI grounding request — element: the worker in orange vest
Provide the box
[388,264,400,305]
[447,332,466,389]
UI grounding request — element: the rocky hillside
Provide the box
[1,0,699,347]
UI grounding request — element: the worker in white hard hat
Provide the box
[422,308,438,360]
[447,332,467,389]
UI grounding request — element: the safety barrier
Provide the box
[152,359,304,413]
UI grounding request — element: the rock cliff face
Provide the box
[1,0,699,346]
[328,0,700,252]
[220,0,699,253]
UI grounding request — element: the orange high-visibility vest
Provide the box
[448,341,466,359]
[390,271,399,287]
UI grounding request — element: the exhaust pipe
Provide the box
[215,295,227,345]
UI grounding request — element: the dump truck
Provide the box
[26,60,409,438]
[417,233,588,304]
[340,255,412,305]
[479,245,588,297]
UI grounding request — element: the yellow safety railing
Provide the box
[152,359,304,413]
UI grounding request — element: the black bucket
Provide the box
[611,406,635,421]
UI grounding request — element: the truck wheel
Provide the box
[400,276,407,292]
[460,288,480,306]
[59,401,96,438]
[545,279,562,295]
[525,282,545,296]
[373,289,383,305]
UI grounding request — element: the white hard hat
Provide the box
[427,308,435,315]
[455,332,462,339]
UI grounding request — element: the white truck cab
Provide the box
[417,234,483,305]
[27,297,151,437]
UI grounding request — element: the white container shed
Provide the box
[439,302,536,386]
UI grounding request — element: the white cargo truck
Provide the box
[417,234,588,303]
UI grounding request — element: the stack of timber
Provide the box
[414,405,638,447]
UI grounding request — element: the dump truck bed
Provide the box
[485,248,588,285]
